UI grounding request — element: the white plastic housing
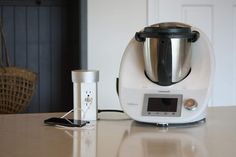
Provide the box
[118,28,214,124]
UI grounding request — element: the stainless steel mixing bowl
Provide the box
[135,22,199,86]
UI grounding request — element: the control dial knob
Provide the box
[184,99,198,110]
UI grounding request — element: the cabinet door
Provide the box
[148,0,236,106]
[0,0,86,113]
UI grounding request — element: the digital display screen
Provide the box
[147,98,178,112]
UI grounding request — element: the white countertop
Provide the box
[0,106,235,157]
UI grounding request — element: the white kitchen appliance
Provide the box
[118,22,214,125]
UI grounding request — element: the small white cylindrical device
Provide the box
[71,70,99,121]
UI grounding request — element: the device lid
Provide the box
[135,22,199,42]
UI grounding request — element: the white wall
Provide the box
[148,0,236,106]
[88,0,147,109]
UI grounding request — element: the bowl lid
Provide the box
[143,22,193,38]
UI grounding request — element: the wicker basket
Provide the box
[0,67,37,113]
[0,21,37,114]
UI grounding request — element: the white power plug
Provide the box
[80,82,97,120]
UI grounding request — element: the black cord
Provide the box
[98,109,124,113]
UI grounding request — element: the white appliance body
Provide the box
[118,26,214,124]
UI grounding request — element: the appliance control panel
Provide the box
[142,94,183,117]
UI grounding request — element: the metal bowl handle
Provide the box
[190,31,200,42]
[135,32,146,42]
